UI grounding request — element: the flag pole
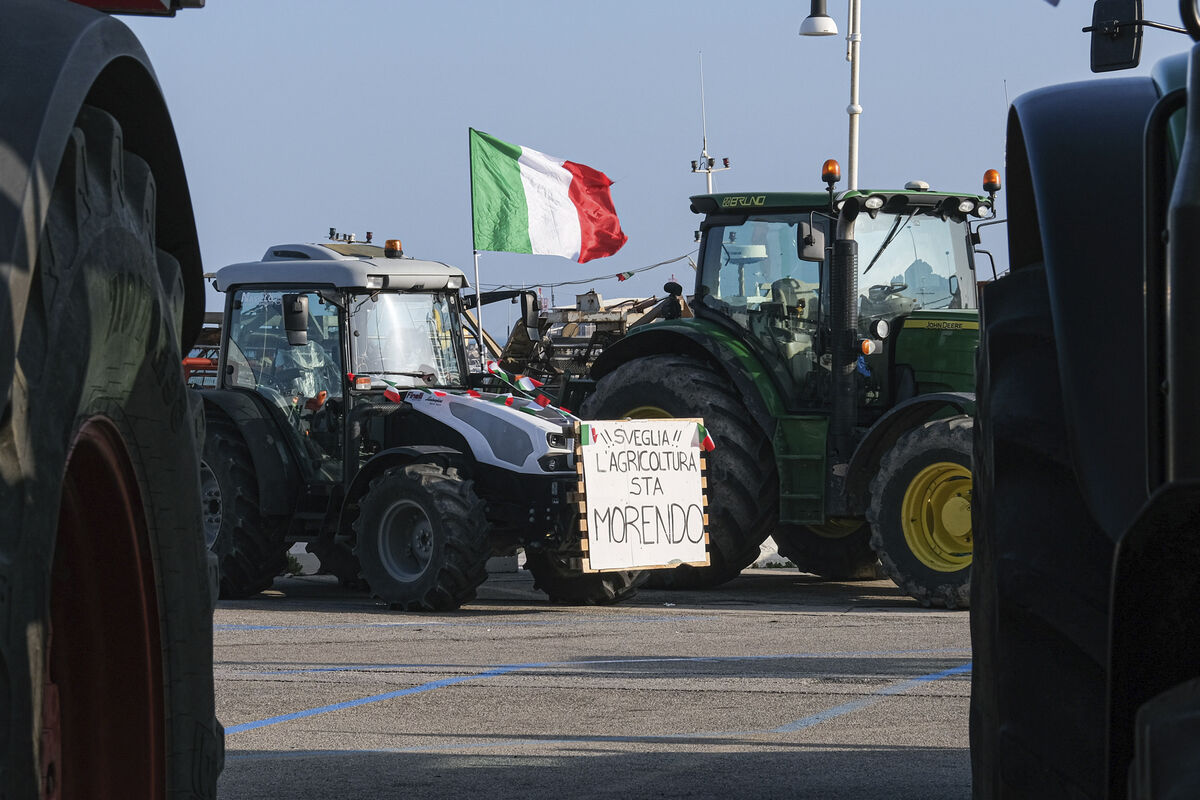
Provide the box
[468,128,485,358]
[473,249,483,345]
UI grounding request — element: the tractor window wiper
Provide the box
[862,212,915,277]
[376,370,437,382]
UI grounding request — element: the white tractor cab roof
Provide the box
[213,242,468,293]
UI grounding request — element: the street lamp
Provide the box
[799,0,837,36]
[801,0,862,191]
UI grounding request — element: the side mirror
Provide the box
[1089,0,1142,73]
[519,290,541,341]
[283,294,309,346]
[798,222,826,262]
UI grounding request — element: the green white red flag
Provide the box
[470,128,627,263]
[381,378,404,403]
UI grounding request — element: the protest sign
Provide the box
[576,418,712,571]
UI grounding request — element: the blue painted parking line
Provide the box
[771,662,972,733]
[224,651,970,736]
[224,663,550,735]
[224,660,972,760]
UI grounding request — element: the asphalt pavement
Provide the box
[213,568,971,799]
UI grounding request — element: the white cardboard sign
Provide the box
[578,419,711,571]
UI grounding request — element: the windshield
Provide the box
[854,211,976,329]
[349,291,465,389]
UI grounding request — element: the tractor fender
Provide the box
[0,0,204,408]
[339,445,467,533]
[1005,76,1159,537]
[199,390,303,516]
[845,391,974,510]
[590,321,781,440]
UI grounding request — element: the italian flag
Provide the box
[470,128,627,263]
[380,378,404,404]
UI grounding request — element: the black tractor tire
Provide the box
[867,415,973,608]
[353,462,491,611]
[523,546,647,605]
[200,410,288,598]
[581,354,776,589]
[0,106,223,797]
[970,265,1114,799]
[772,521,883,580]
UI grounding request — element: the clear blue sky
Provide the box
[125,1,1187,327]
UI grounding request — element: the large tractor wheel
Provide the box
[353,462,491,611]
[581,354,775,589]
[524,545,646,605]
[200,411,288,598]
[867,416,973,608]
[772,520,883,580]
[0,106,223,797]
[970,266,1114,799]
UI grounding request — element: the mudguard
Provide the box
[200,390,303,516]
[844,391,974,510]
[0,0,203,408]
[1006,77,1158,538]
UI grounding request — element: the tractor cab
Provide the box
[690,165,995,416]
[213,239,469,488]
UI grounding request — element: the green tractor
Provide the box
[582,161,998,606]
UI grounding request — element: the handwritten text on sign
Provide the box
[580,419,711,571]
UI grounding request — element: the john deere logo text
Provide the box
[720,195,767,208]
[904,319,980,331]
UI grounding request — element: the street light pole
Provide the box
[846,0,861,190]
[801,0,862,190]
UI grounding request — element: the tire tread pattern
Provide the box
[202,410,288,598]
[353,462,491,612]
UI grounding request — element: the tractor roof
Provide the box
[214,242,468,292]
[691,185,994,222]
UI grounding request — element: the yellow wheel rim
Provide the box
[900,461,972,572]
[624,405,673,419]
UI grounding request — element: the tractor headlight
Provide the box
[546,432,568,449]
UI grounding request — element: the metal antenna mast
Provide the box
[690,52,730,193]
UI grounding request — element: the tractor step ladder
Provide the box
[774,416,827,525]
